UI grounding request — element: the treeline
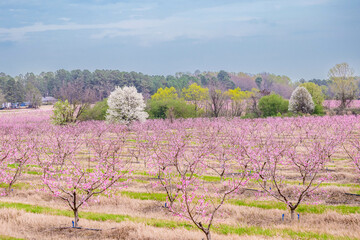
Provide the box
[0,69,311,103]
[2,67,359,113]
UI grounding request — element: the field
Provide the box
[0,107,359,240]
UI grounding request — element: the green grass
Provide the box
[26,170,42,175]
[325,165,336,168]
[3,180,358,216]
[132,216,194,230]
[229,199,360,215]
[7,164,40,169]
[134,171,223,182]
[119,190,360,215]
[284,180,360,189]
[320,182,360,188]
[216,225,356,240]
[120,191,167,201]
[351,190,360,195]
[0,182,32,190]
[332,158,348,161]
[7,164,19,169]
[200,175,222,182]
[0,235,25,240]
[0,201,356,240]
[134,179,149,184]
[133,171,149,176]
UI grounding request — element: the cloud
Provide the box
[0,14,263,44]
[58,17,71,22]
[132,5,154,12]
[1,0,330,43]
[0,20,155,41]
[296,0,332,6]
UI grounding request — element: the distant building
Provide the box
[42,96,57,105]
[11,103,19,108]
[1,102,11,109]
[20,102,30,107]
[1,102,30,109]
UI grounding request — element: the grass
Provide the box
[320,182,360,188]
[134,171,224,182]
[0,182,32,190]
[121,190,360,215]
[133,172,359,189]
[216,225,356,240]
[133,171,149,176]
[0,201,356,240]
[26,170,42,175]
[283,180,360,189]
[0,235,25,240]
[134,179,150,184]
[200,175,223,182]
[2,181,359,216]
[351,190,360,195]
[7,164,40,169]
[119,190,360,215]
[229,199,360,215]
[120,191,167,201]
[332,158,348,161]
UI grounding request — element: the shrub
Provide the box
[147,99,198,119]
[288,87,315,114]
[313,104,325,115]
[241,112,258,119]
[51,99,75,125]
[106,86,148,124]
[78,99,108,121]
[299,82,324,106]
[280,112,296,118]
[258,94,289,117]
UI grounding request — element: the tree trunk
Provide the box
[73,208,79,228]
[6,186,11,196]
[205,231,211,240]
[290,208,295,221]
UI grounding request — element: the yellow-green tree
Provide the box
[226,87,253,101]
[225,87,253,116]
[151,87,178,101]
[329,63,358,110]
[299,82,325,106]
[182,83,208,113]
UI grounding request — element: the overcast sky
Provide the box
[0,0,359,80]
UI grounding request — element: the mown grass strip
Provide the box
[284,180,360,189]
[133,171,149,176]
[0,201,356,240]
[134,171,359,189]
[0,182,32,190]
[2,181,359,216]
[120,191,167,201]
[229,199,360,215]
[0,235,25,240]
[216,225,356,240]
[134,179,149,184]
[121,190,360,215]
[26,170,42,176]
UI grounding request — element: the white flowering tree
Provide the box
[106,86,148,124]
[288,86,315,114]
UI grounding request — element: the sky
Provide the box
[0,0,359,81]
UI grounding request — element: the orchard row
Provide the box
[0,113,359,240]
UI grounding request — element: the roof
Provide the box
[42,96,57,101]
